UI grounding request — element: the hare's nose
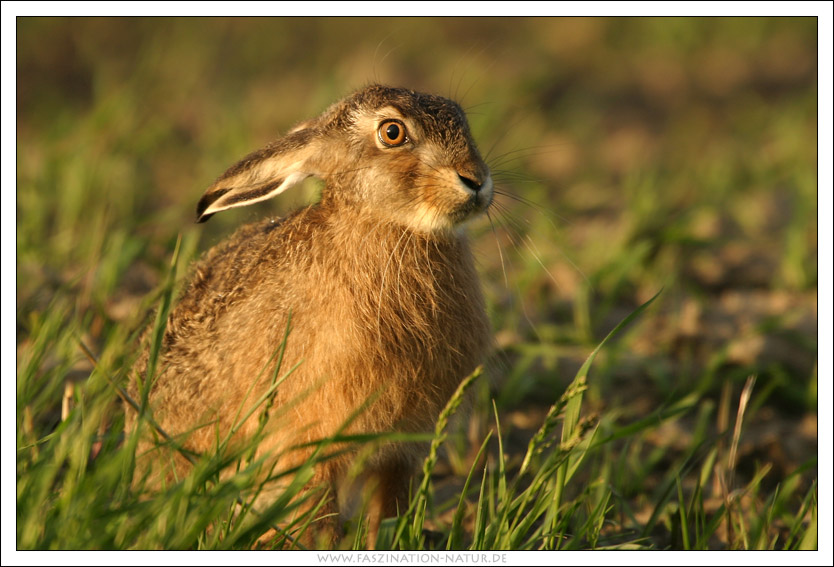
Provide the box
[458,173,483,192]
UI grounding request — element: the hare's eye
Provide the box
[378,120,408,147]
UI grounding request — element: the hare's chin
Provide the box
[405,196,490,233]
[453,193,492,224]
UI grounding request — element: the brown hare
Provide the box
[126,84,493,548]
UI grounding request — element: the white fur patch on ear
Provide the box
[197,171,311,222]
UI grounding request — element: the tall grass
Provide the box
[16,282,816,550]
[15,17,818,553]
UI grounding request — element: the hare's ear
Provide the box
[196,128,320,223]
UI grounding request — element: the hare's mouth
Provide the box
[447,185,493,226]
[454,173,493,218]
[451,194,491,223]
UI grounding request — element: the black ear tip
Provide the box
[195,203,213,223]
[196,199,211,222]
[195,187,230,223]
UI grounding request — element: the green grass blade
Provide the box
[547,288,664,548]
[140,234,183,403]
[447,430,493,550]
[409,366,483,540]
[675,475,690,550]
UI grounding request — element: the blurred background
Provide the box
[16,17,819,548]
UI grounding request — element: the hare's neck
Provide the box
[332,216,473,281]
[327,217,483,337]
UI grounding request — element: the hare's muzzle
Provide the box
[454,172,493,220]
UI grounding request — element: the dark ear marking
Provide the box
[223,180,284,207]
[196,187,232,222]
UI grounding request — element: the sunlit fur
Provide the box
[126,85,493,548]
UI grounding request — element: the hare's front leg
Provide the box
[365,459,414,549]
[302,461,346,548]
[254,457,344,549]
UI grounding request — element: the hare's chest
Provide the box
[300,231,490,376]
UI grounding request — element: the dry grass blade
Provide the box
[722,374,758,549]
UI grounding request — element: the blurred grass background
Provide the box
[16,17,819,549]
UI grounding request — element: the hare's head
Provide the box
[196,85,492,232]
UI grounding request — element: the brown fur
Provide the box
[126,85,493,548]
